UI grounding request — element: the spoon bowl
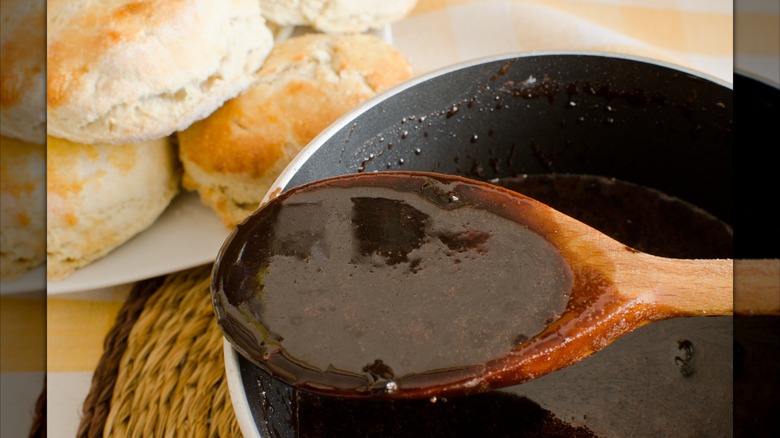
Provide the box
[212,171,772,399]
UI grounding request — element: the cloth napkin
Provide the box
[396,0,734,84]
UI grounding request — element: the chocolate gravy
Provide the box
[215,173,573,395]
[491,174,732,259]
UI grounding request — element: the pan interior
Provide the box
[233,54,734,436]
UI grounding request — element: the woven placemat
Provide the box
[75,264,241,437]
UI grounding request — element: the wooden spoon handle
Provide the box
[632,257,734,316]
[618,256,779,317]
[735,259,780,315]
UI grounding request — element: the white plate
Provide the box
[46,192,230,295]
[0,266,45,295]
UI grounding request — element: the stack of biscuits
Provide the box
[0,0,46,280]
[43,0,416,281]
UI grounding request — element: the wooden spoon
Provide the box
[212,171,778,399]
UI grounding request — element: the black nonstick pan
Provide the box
[732,72,779,437]
[221,53,735,437]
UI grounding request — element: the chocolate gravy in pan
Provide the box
[224,173,733,437]
[492,174,732,259]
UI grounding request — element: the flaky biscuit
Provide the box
[260,0,417,34]
[46,0,274,145]
[47,136,180,280]
[0,0,46,145]
[0,135,45,279]
[178,33,413,228]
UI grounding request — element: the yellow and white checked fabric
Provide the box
[398,0,734,82]
[4,1,776,437]
[0,291,45,437]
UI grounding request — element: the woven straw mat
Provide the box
[76,264,241,437]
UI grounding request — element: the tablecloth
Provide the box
[1,0,776,437]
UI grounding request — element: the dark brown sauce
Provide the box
[233,172,733,437]
[254,369,598,438]
[491,174,732,259]
[215,172,573,396]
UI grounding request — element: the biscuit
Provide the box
[47,136,180,280]
[0,0,46,145]
[46,0,274,145]
[178,33,413,228]
[0,136,45,279]
[260,0,417,34]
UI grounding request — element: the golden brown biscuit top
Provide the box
[178,33,412,177]
[46,0,188,109]
[1,0,45,109]
[0,134,45,197]
[46,135,141,198]
[260,32,412,93]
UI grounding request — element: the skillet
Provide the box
[223,53,736,437]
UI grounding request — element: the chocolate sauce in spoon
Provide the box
[214,172,572,396]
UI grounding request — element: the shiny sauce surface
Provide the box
[214,172,573,395]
